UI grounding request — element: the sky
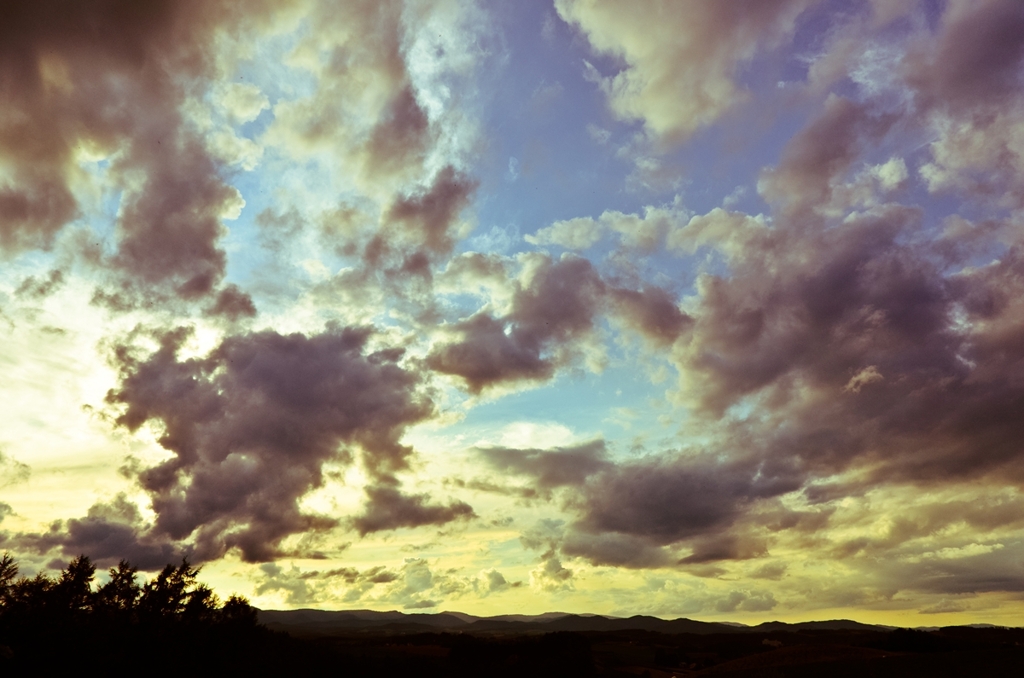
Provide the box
[2,0,1024,627]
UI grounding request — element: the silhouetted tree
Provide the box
[0,552,273,672]
[0,553,16,602]
[138,558,201,620]
[52,554,95,615]
[95,559,141,616]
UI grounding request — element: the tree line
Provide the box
[0,552,296,673]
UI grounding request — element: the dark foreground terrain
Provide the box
[2,555,1022,676]
[253,611,1024,677]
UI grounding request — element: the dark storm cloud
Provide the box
[102,324,455,562]
[489,442,801,569]
[0,0,278,304]
[669,196,1024,487]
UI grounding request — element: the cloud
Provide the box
[263,0,486,210]
[429,250,694,390]
[0,450,30,488]
[475,439,611,495]
[527,206,683,252]
[904,0,1024,115]
[665,208,765,258]
[758,95,897,215]
[868,541,1024,596]
[481,568,522,594]
[265,1,425,188]
[427,255,605,392]
[105,324,440,562]
[530,555,574,591]
[349,482,474,536]
[205,284,257,321]
[253,558,519,608]
[575,455,799,549]
[714,589,777,613]
[254,562,322,606]
[904,1,1024,209]
[14,269,65,300]
[562,531,674,569]
[555,0,818,143]
[528,3,1024,578]
[254,560,406,606]
[383,165,478,254]
[607,286,691,347]
[526,217,604,250]
[0,0,277,305]
[492,447,795,570]
[11,495,179,570]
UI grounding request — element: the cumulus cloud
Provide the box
[0,0,277,305]
[714,589,777,613]
[101,324,458,562]
[556,0,818,143]
[520,2,1024,584]
[428,253,690,391]
[253,557,516,609]
[383,165,478,255]
[12,494,179,570]
[564,454,797,567]
[427,255,605,392]
[530,556,574,591]
[665,208,765,258]
[527,206,683,252]
[525,217,604,250]
[904,0,1024,210]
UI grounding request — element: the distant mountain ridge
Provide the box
[257,608,918,637]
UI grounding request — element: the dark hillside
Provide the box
[3,554,1022,676]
